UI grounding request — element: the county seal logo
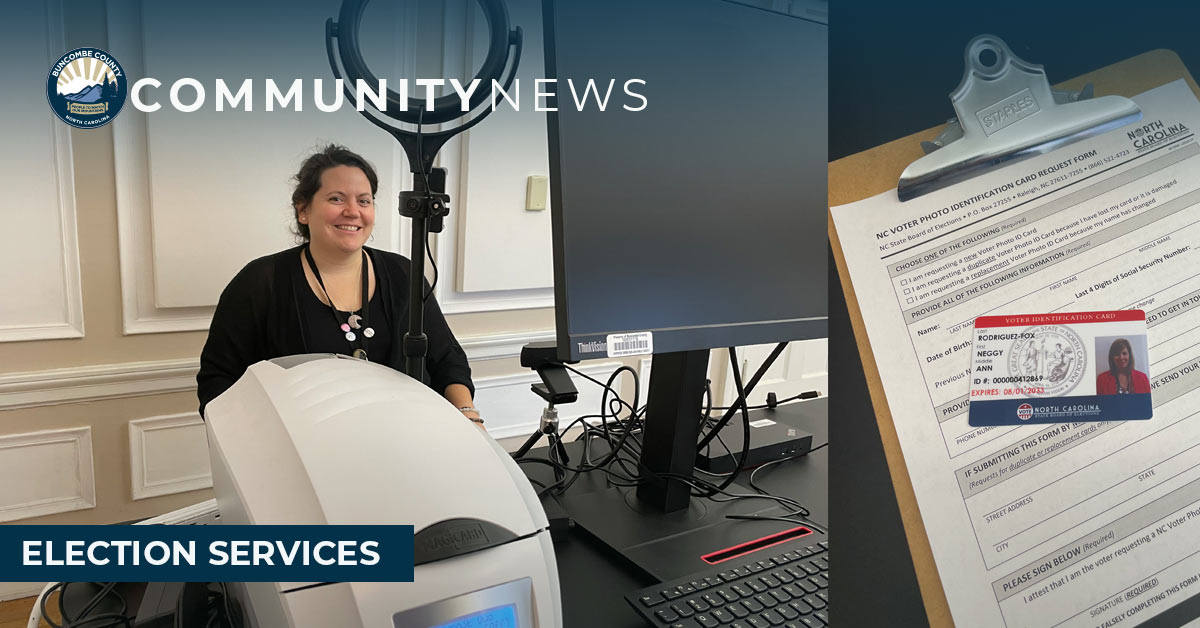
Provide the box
[46,47,128,129]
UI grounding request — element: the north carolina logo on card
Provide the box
[1016,403,1034,421]
[46,47,128,129]
[1006,324,1086,397]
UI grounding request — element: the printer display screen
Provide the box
[430,604,518,628]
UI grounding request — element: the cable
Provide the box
[41,582,132,628]
[553,365,641,472]
[532,355,816,536]
[425,229,439,302]
[748,455,795,495]
[62,615,132,628]
[521,364,650,495]
[40,582,64,628]
[69,582,118,624]
[695,379,739,478]
[689,348,752,496]
[516,457,572,473]
[217,582,240,628]
[552,358,739,497]
[726,513,827,535]
[416,107,439,302]
[708,391,818,411]
[563,364,639,416]
[660,472,807,512]
[27,581,58,628]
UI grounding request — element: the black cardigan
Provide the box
[196,245,474,415]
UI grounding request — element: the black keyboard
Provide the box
[625,541,829,627]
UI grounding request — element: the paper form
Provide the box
[832,80,1200,628]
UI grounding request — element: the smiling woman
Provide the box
[196,144,481,428]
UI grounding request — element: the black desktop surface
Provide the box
[522,398,828,628]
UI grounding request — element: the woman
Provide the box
[197,145,480,427]
[1096,338,1150,395]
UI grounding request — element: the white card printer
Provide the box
[204,354,562,627]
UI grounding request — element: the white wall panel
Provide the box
[0,427,95,522]
[455,0,555,293]
[129,413,212,500]
[108,0,417,331]
[0,0,83,342]
[431,0,555,313]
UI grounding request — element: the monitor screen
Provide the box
[545,0,829,361]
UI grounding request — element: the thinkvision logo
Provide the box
[578,341,606,355]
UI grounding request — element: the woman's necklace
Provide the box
[304,246,374,360]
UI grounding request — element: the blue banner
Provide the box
[0,525,413,582]
[968,393,1153,426]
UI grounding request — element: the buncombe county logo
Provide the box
[1006,324,1087,398]
[46,47,127,129]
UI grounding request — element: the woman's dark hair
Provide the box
[290,144,379,241]
[1107,338,1135,374]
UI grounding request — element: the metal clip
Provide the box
[897,35,1141,201]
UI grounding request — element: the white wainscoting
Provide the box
[0,329,556,412]
[458,329,555,361]
[129,413,212,500]
[0,427,95,522]
[0,359,200,411]
[0,0,83,343]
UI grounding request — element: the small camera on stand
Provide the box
[514,342,579,463]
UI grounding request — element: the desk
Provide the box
[53,401,826,628]
[521,398,829,628]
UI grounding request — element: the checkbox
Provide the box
[901,278,909,286]
[907,297,915,304]
[904,287,912,295]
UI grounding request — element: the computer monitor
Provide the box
[544,0,828,513]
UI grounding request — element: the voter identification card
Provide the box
[968,310,1153,426]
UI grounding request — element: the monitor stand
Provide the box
[558,350,816,582]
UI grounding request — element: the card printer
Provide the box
[204,354,562,627]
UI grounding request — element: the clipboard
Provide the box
[828,49,1200,626]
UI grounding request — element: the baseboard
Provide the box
[0,581,46,603]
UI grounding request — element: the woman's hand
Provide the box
[445,384,484,430]
[461,409,486,431]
